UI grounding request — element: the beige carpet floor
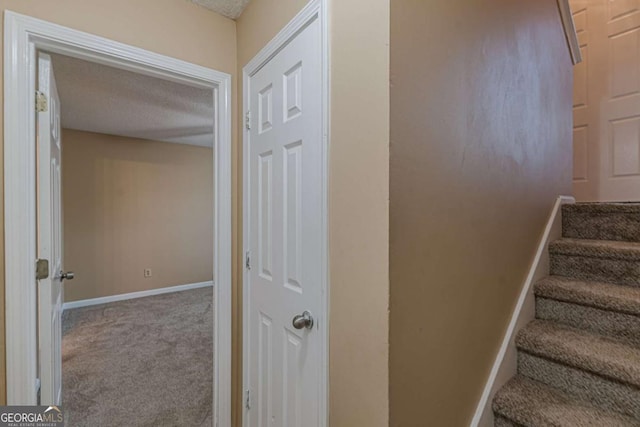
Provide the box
[62,286,213,426]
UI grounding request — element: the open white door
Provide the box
[571,0,640,201]
[244,10,325,427]
[37,52,66,406]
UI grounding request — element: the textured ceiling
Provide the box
[190,0,251,19]
[51,54,214,147]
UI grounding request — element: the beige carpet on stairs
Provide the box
[493,203,640,426]
[62,286,213,426]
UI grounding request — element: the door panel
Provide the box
[246,16,323,427]
[37,52,64,406]
[571,0,640,201]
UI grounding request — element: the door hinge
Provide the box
[245,110,251,130]
[36,259,49,280]
[245,251,251,270]
[245,389,251,410]
[36,91,48,112]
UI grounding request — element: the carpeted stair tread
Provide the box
[535,276,640,316]
[493,203,640,426]
[493,376,640,426]
[562,203,640,243]
[516,320,640,387]
[518,352,640,419]
[535,297,640,347]
[563,203,640,214]
[549,238,640,261]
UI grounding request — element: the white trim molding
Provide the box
[557,0,582,65]
[242,1,330,426]
[470,195,575,427]
[3,11,232,427]
[62,281,214,311]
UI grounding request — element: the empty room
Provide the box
[45,53,216,425]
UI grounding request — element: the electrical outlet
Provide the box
[144,268,152,278]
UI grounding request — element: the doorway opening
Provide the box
[41,50,215,424]
[568,0,640,202]
[4,11,232,426]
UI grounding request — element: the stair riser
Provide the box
[563,210,640,242]
[518,352,640,420]
[550,254,640,287]
[494,415,520,427]
[536,298,640,347]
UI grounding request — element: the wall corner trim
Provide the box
[62,281,214,311]
[469,195,575,427]
[557,0,582,65]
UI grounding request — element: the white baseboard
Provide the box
[470,195,575,427]
[62,280,213,311]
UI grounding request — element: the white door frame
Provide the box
[3,11,233,426]
[241,0,329,425]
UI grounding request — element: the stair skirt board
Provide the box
[62,281,214,311]
[470,195,575,427]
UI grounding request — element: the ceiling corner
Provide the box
[190,0,252,20]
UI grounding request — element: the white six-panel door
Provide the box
[37,52,64,405]
[245,14,323,427]
[571,0,640,201]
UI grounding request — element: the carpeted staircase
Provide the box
[492,203,640,426]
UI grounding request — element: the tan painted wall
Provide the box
[389,0,573,425]
[62,130,213,302]
[0,0,237,405]
[328,1,390,424]
[237,0,390,425]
